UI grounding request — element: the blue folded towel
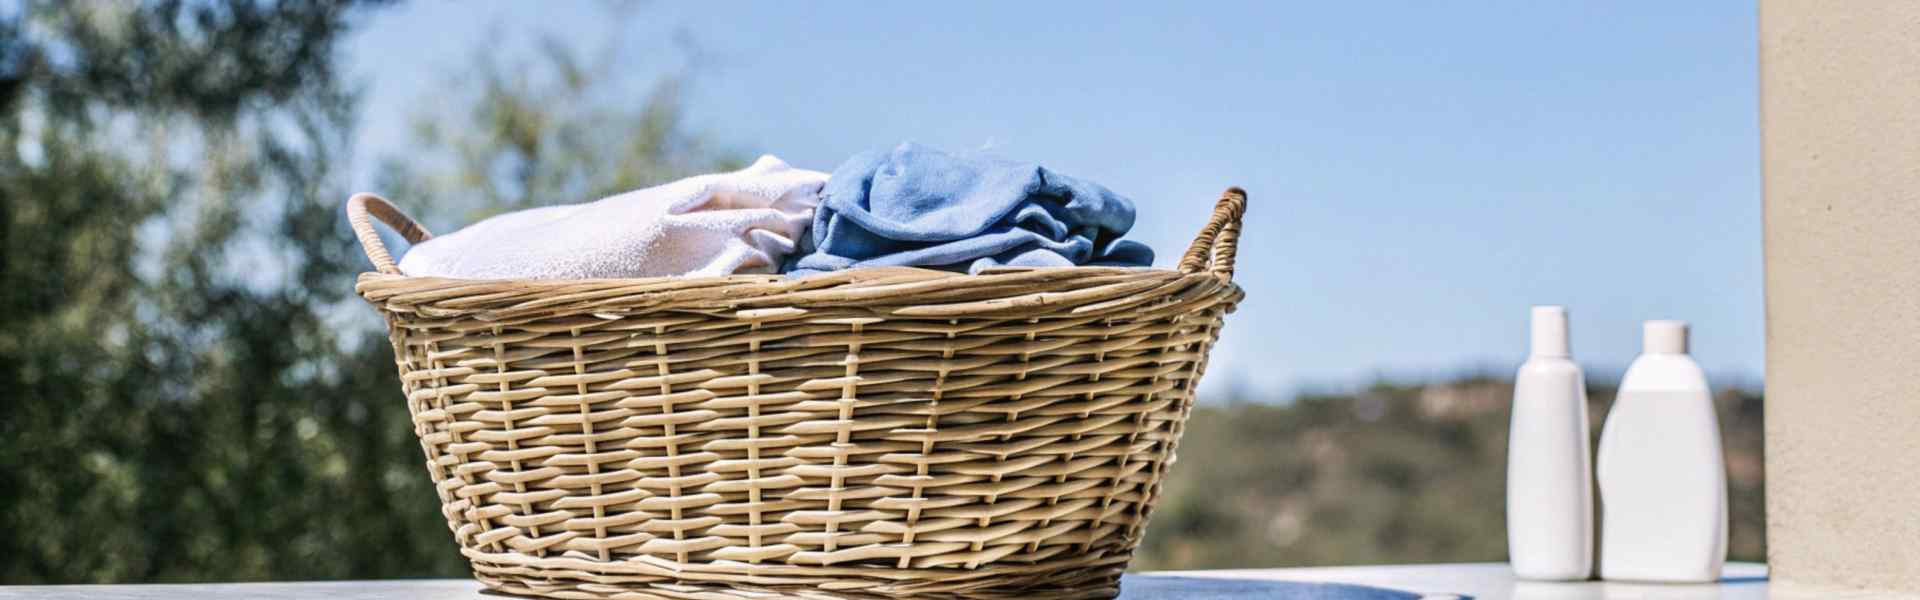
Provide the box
[785,143,1154,275]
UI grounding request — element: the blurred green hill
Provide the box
[1135,378,1766,570]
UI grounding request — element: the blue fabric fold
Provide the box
[784,143,1154,275]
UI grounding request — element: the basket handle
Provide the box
[346,193,433,275]
[1177,187,1247,280]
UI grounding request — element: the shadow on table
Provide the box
[1506,575,1768,600]
[1120,574,1450,600]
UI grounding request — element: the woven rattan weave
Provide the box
[350,187,1248,600]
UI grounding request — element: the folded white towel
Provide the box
[397,155,828,279]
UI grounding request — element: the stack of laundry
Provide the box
[393,143,1156,280]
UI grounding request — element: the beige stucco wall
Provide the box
[1760,0,1920,593]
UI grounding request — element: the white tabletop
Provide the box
[0,562,1811,599]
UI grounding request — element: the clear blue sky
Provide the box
[345,2,1762,399]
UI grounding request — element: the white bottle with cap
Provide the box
[1596,320,1727,582]
[1506,306,1593,580]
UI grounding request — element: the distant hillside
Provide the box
[1134,378,1765,570]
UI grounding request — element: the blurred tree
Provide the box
[0,0,465,583]
[372,19,742,224]
[0,0,739,584]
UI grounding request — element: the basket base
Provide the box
[469,553,1127,600]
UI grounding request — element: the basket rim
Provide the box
[356,265,1244,321]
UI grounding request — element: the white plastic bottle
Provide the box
[1596,320,1727,583]
[1506,306,1594,581]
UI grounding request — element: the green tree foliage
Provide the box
[0,1,739,583]
[0,0,469,583]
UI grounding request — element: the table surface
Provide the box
[1152,562,1772,599]
[0,562,1818,600]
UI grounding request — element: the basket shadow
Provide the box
[1118,574,1448,600]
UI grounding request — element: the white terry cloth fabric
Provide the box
[398,155,828,279]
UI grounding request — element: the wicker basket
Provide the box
[348,187,1248,600]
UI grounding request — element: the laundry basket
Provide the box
[348,187,1249,600]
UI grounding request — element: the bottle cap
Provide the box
[1530,305,1570,358]
[1643,320,1689,354]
